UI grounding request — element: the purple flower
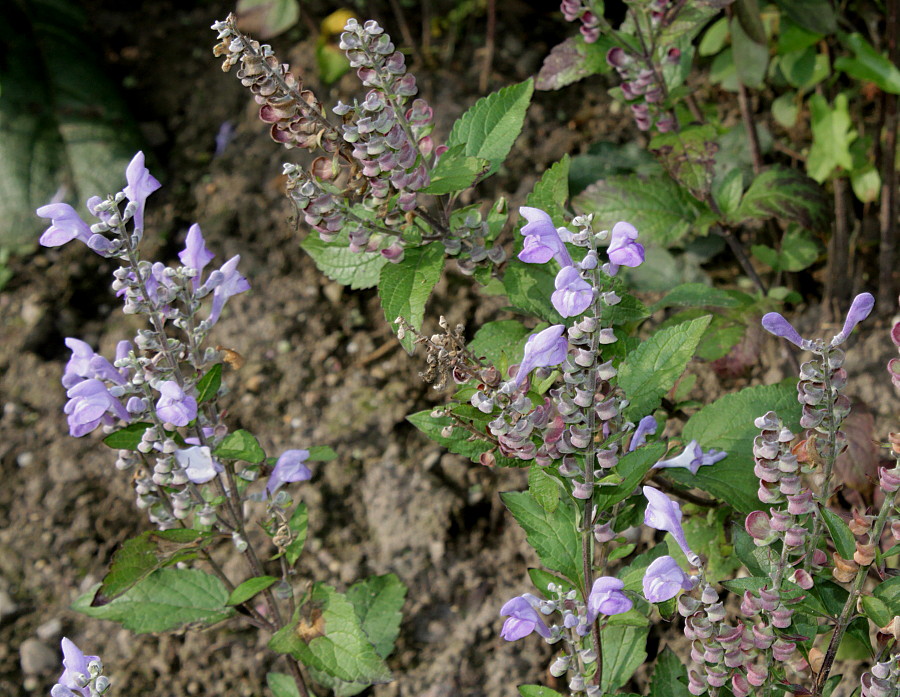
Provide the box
[178,223,215,287]
[551,266,594,317]
[761,312,807,349]
[155,381,197,426]
[37,203,92,248]
[64,379,131,437]
[606,222,644,276]
[642,555,694,602]
[763,292,875,350]
[267,449,312,495]
[517,206,573,267]
[513,325,568,387]
[499,593,551,641]
[833,292,875,345]
[587,577,632,622]
[54,638,99,697]
[124,151,161,231]
[208,255,251,325]
[61,338,127,389]
[642,485,698,565]
[629,415,658,452]
[174,446,223,484]
[652,440,727,475]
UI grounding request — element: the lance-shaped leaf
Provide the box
[835,32,900,94]
[820,507,856,560]
[227,576,279,606]
[379,242,444,354]
[735,166,828,230]
[196,364,223,404]
[102,422,154,450]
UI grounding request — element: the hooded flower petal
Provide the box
[652,440,727,475]
[642,485,698,565]
[832,292,875,346]
[517,206,573,267]
[629,415,658,452]
[178,223,215,287]
[37,203,92,248]
[56,637,99,697]
[606,221,644,275]
[642,555,694,602]
[499,594,551,640]
[174,446,223,484]
[267,449,312,495]
[514,325,568,387]
[155,381,197,426]
[124,151,161,231]
[208,255,251,325]
[551,266,594,317]
[587,577,632,622]
[64,379,130,437]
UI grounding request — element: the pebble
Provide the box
[36,618,62,641]
[20,638,57,675]
[0,588,17,621]
[17,451,34,468]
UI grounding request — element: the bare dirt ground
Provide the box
[1,2,897,696]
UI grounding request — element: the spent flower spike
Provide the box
[499,594,552,640]
[642,485,699,566]
[652,440,727,475]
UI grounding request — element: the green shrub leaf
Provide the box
[380,242,444,354]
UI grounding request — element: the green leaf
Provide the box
[819,507,856,560]
[730,15,768,89]
[469,319,531,367]
[535,35,613,90]
[228,576,279,606]
[196,364,223,404]
[851,163,881,203]
[285,502,308,567]
[346,574,406,658]
[650,647,691,697]
[420,145,489,194]
[772,0,836,35]
[379,242,445,354]
[316,42,350,86]
[649,124,719,197]
[572,174,709,246]
[650,283,749,312]
[100,529,215,599]
[528,464,559,512]
[446,79,534,177]
[608,543,636,561]
[874,576,900,615]
[736,166,829,230]
[731,525,776,576]
[500,491,581,590]
[214,429,266,463]
[269,582,392,684]
[306,445,337,462]
[713,168,744,217]
[860,595,891,628]
[267,672,301,697]
[807,93,856,183]
[302,232,388,290]
[502,259,565,324]
[772,92,800,128]
[527,568,574,598]
[235,0,299,39]
[835,33,900,95]
[73,568,234,633]
[406,409,494,463]
[601,625,648,693]
[102,422,153,450]
[525,155,570,227]
[603,292,650,325]
[668,381,802,512]
[753,228,819,271]
[596,442,667,512]
[699,17,729,56]
[518,687,566,697]
[618,315,712,420]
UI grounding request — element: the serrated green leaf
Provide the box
[501,259,565,324]
[527,568,574,598]
[736,165,828,230]
[650,646,691,697]
[406,410,493,462]
[731,525,776,576]
[820,507,857,560]
[528,464,559,512]
[860,595,891,628]
[102,422,153,450]
[267,672,301,697]
[302,232,388,290]
[469,319,531,367]
[74,568,234,633]
[306,445,337,462]
[596,442,667,512]
[228,575,279,606]
[525,156,570,227]
[380,242,444,354]
[519,686,565,697]
[346,573,406,658]
[713,168,744,217]
[535,35,613,90]
[214,429,266,463]
[603,293,650,325]
[619,315,711,420]
[874,576,900,614]
[269,583,392,684]
[285,502,308,566]
[572,175,708,246]
[196,364,223,404]
[420,145,489,194]
[601,625,648,693]
[807,93,856,183]
[501,491,581,590]
[446,79,534,176]
[100,529,214,599]
[835,33,900,95]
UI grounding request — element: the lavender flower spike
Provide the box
[517,206,574,267]
[652,440,727,475]
[642,485,699,566]
[500,593,552,640]
[124,151,161,232]
[37,203,92,248]
[832,292,875,346]
[587,576,632,622]
[642,555,694,603]
[605,221,645,276]
[54,637,100,697]
[267,449,312,495]
[551,266,594,318]
[155,381,198,426]
[513,325,568,387]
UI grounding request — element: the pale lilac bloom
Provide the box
[174,446,223,484]
[833,292,875,346]
[53,637,99,697]
[37,203,92,248]
[62,338,127,389]
[761,313,808,349]
[178,223,215,288]
[551,266,594,317]
[587,577,632,623]
[652,440,727,475]
[642,485,698,565]
[642,555,694,602]
[513,325,568,387]
[763,292,874,350]
[606,222,645,276]
[208,255,250,325]
[64,379,131,437]
[124,151,161,231]
[517,206,573,267]
[499,593,551,640]
[267,449,312,495]
[629,415,658,452]
[155,381,197,426]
